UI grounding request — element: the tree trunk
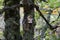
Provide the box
[3,0,22,40]
[23,0,36,40]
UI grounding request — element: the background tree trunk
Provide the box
[3,0,22,40]
[23,0,36,40]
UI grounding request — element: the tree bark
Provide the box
[3,0,22,40]
[23,0,36,40]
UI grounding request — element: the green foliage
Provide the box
[45,29,57,40]
[46,0,60,8]
[35,11,40,21]
[35,0,60,8]
[0,0,4,9]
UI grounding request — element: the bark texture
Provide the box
[3,0,22,40]
[23,0,36,40]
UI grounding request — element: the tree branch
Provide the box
[0,4,23,14]
[34,4,58,30]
